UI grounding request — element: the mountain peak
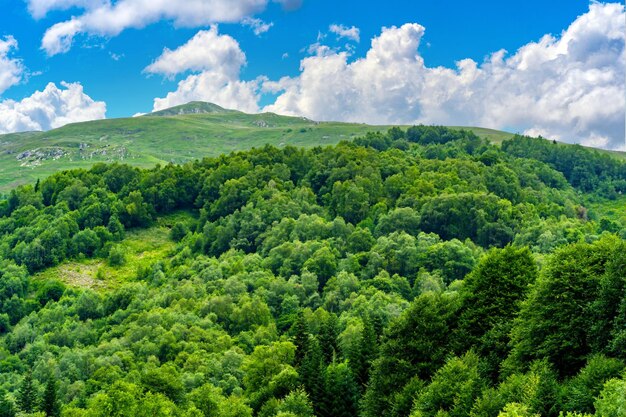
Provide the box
[146,101,239,117]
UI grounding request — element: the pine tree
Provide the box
[42,373,60,417]
[293,313,310,367]
[321,361,359,417]
[17,371,37,414]
[348,315,379,388]
[318,314,340,365]
[300,338,325,417]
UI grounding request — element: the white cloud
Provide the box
[242,17,273,35]
[0,82,106,133]
[329,24,360,42]
[144,27,246,79]
[264,23,427,124]
[0,36,24,95]
[33,0,299,55]
[27,0,105,19]
[263,3,626,150]
[150,27,260,113]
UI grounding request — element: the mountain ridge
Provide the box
[0,101,622,192]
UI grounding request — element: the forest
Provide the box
[0,126,624,417]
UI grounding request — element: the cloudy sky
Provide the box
[0,0,624,149]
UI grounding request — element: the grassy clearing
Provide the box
[33,219,180,291]
[587,195,626,225]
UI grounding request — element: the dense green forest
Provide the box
[0,126,624,417]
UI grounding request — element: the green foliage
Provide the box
[0,127,623,417]
[561,355,624,414]
[0,390,16,417]
[362,292,461,417]
[593,377,626,417]
[17,371,37,414]
[508,237,623,377]
[41,374,60,417]
[411,351,486,417]
[457,245,537,379]
[502,135,626,195]
[107,245,126,267]
[321,361,359,417]
[170,222,190,242]
[497,403,539,417]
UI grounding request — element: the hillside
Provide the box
[0,126,625,416]
[0,102,518,192]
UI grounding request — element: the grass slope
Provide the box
[0,105,395,191]
[1,101,620,192]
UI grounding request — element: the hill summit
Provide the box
[146,101,239,117]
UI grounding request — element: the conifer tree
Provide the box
[17,371,37,414]
[293,313,310,367]
[300,338,325,417]
[321,361,359,417]
[318,314,340,365]
[42,373,60,417]
[347,315,379,388]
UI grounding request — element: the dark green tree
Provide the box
[346,315,378,389]
[456,245,537,379]
[300,338,325,416]
[508,237,618,377]
[321,361,359,417]
[362,292,461,417]
[41,374,60,417]
[293,313,310,367]
[17,371,37,414]
[318,313,340,364]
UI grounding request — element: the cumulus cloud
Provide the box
[145,27,246,78]
[149,27,260,113]
[329,24,360,42]
[33,0,300,55]
[263,3,626,150]
[0,82,106,133]
[263,23,427,124]
[0,36,24,95]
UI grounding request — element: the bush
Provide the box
[36,280,66,306]
[108,245,127,267]
[170,222,190,242]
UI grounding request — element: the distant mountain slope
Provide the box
[146,101,238,117]
[0,103,405,191]
[0,101,618,192]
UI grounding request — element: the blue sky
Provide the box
[0,0,624,149]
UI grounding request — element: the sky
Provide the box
[0,1,624,150]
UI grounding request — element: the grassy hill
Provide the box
[0,103,389,191]
[1,101,622,192]
[0,102,517,192]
